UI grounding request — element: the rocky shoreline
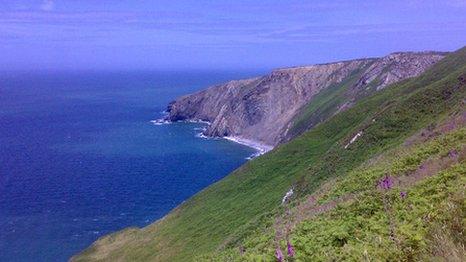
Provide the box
[153,115,273,158]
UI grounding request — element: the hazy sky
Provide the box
[1,0,466,70]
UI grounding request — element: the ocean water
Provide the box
[0,70,260,261]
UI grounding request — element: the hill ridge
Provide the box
[165,51,446,146]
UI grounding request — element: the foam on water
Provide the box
[150,119,172,125]
[224,136,273,159]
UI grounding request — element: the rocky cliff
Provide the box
[166,51,446,147]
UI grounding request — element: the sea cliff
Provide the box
[166,51,446,147]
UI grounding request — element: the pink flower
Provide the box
[275,247,283,262]
[287,240,295,257]
[399,191,407,199]
[378,175,393,190]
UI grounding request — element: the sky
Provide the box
[1,0,466,71]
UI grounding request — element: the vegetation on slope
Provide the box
[73,46,466,261]
[206,117,466,261]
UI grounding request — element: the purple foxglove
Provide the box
[287,240,295,257]
[400,191,407,199]
[275,247,283,262]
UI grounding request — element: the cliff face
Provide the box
[167,52,446,146]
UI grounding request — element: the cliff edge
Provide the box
[166,51,446,147]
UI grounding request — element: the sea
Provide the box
[0,70,262,261]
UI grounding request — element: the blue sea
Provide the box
[0,70,261,261]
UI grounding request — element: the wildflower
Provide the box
[448,149,459,158]
[287,240,295,257]
[399,191,407,199]
[275,247,283,262]
[378,175,393,190]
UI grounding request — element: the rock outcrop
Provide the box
[166,51,446,147]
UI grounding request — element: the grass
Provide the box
[72,46,466,262]
[203,111,466,262]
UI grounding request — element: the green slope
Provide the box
[205,114,466,261]
[72,46,466,261]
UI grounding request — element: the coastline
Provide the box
[151,117,273,158]
[224,136,273,158]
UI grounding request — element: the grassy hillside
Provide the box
[204,116,466,261]
[73,46,466,261]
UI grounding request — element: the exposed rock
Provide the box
[166,51,446,147]
[352,51,446,92]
